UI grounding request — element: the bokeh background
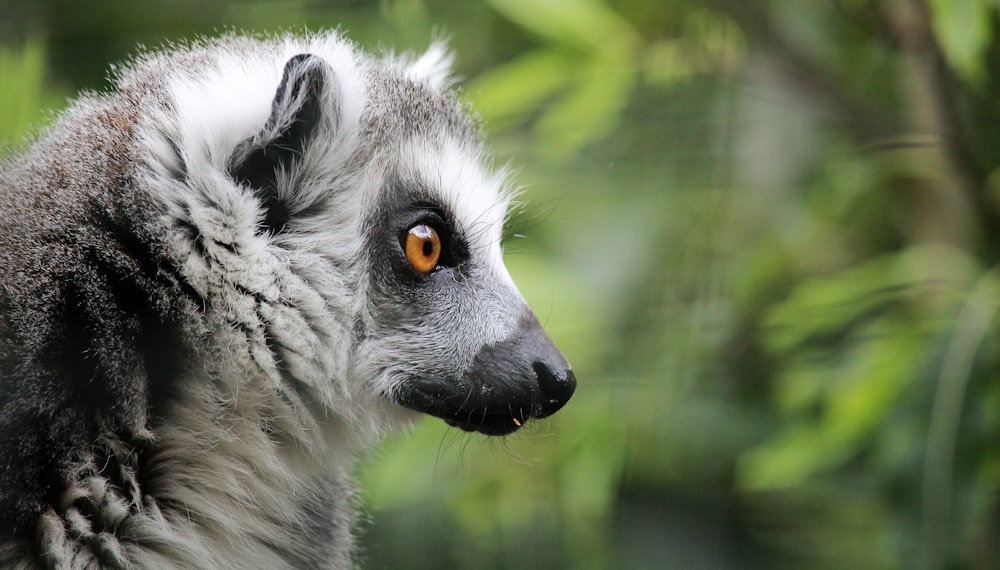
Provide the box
[3,1,1000,568]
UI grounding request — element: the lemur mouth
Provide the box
[444,412,530,437]
[397,386,545,436]
[441,366,576,436]
[399,359,576,437]
[444,416,523,436]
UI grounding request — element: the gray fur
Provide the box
[0,32,574,568]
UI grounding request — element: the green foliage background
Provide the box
[3,0,1000,568]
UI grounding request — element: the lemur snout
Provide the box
[396,309,576,436]
[517,312,575,419]
[460,310,575,433]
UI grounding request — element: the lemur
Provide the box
[0,32,575,568]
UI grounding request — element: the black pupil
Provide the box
[422,240,434,257]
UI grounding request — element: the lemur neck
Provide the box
[141,368,359,568]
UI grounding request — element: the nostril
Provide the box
[532,361,576,416]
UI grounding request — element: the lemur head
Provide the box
[149,35,575,438]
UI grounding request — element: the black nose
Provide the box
[534,361,576,417]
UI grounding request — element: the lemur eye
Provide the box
[404,224,442,275]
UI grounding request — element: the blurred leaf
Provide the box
[470,48,638,158]
[822,321,921,442]
[467,48,578,128]
[764,245,977,354]
[741,246,980,490]
[0,40,51,147]
[927,0,995,83]
[378,0,433,51]
[473,0,643,158]
[642,39,699,84]
[740,319,924,490]
[739,425,847,490]
[763,257,902,355]
[645,8,745,83]
[484,0,638,53]
[532,59,637,159]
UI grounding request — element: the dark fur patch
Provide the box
[229,53,333,235]
[0,197,193,536]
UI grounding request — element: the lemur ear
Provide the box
[229,53,335,234]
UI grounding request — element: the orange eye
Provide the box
[405,224,441,275]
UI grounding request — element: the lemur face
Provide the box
[360,152,576,436]
[222,49,574,437]
[352,80,576,436]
